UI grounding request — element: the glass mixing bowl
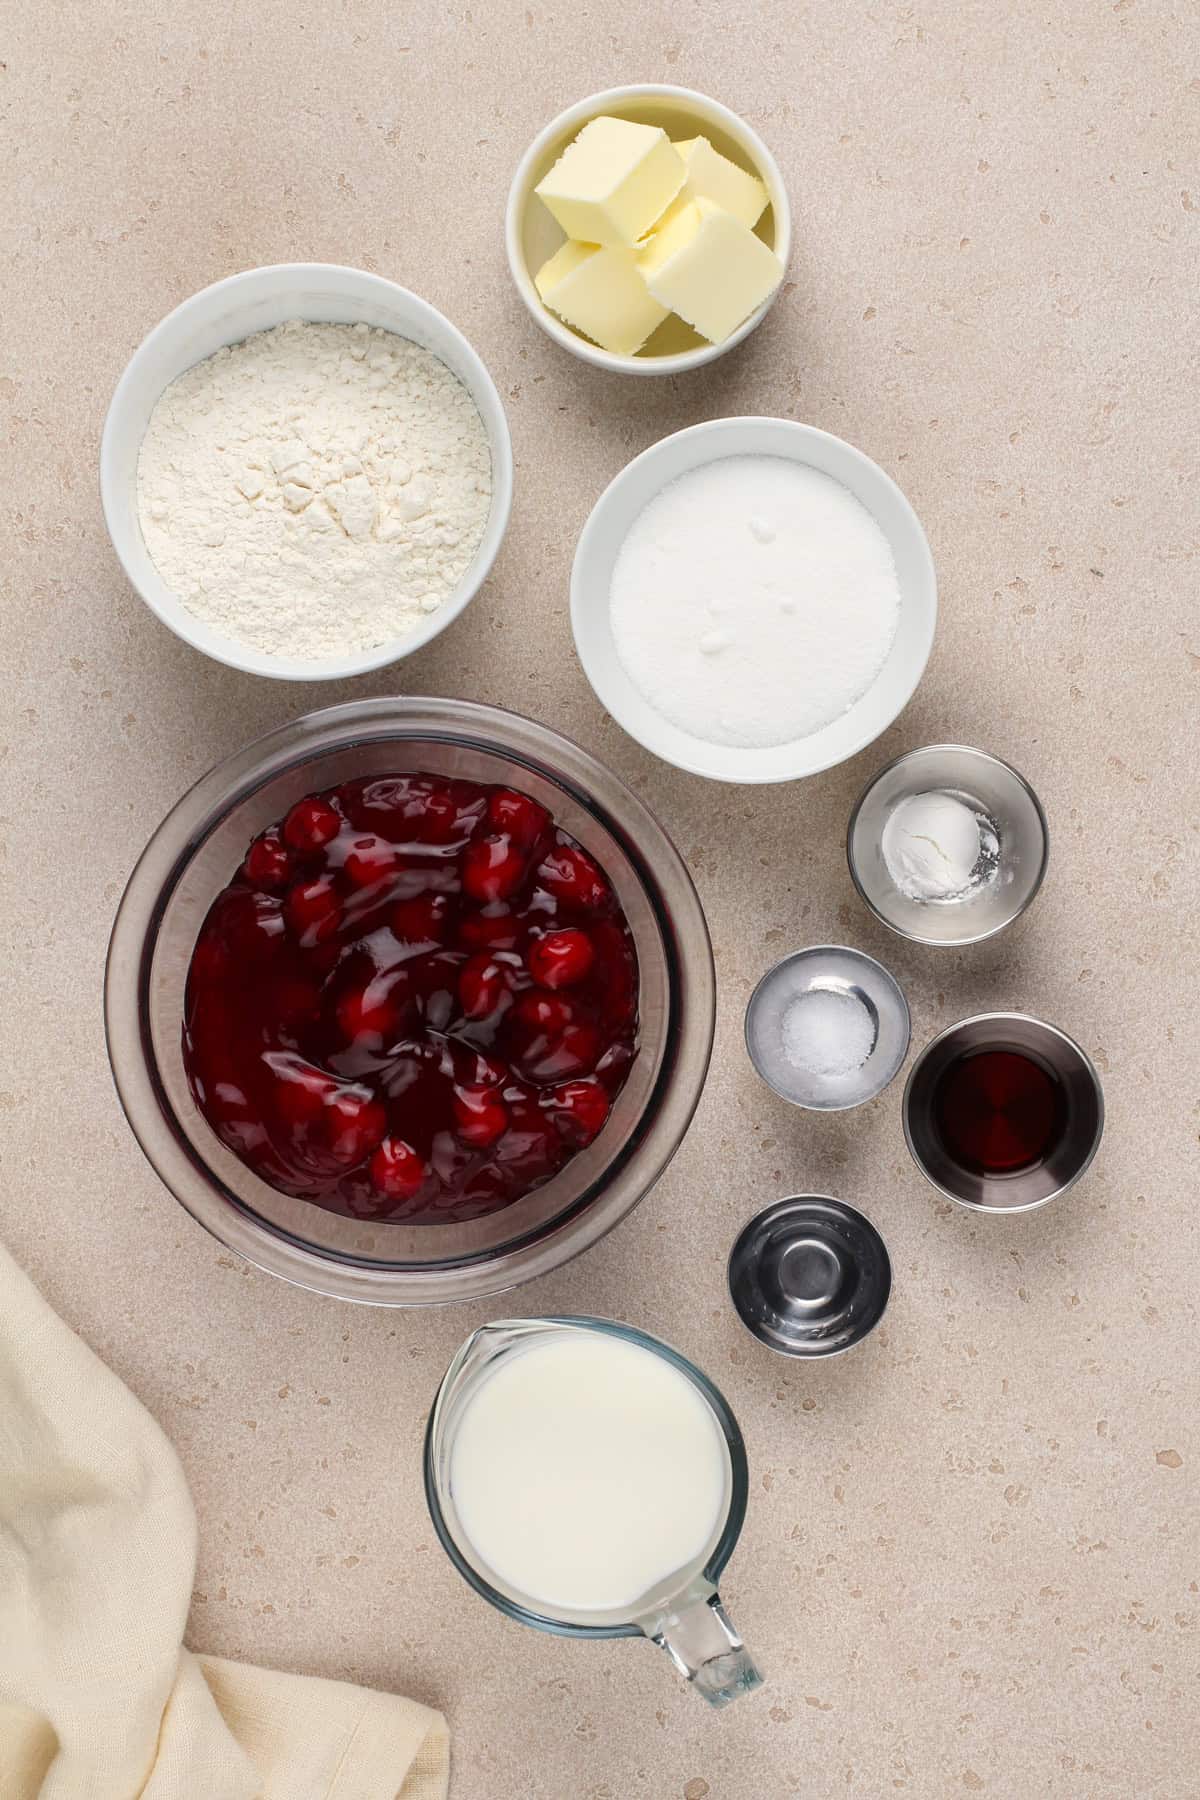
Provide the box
[105,699,715,1306]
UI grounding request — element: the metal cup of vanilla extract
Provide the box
[902,1013,1104,1212]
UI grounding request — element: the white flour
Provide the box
[609,455,901,748]
[137,320,492,661]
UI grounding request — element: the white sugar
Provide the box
[609,455,901,749]
[781,987,875,1079]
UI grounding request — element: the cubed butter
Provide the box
[535,116,686,249]
[673,135,769,229]
[637,197,784,344]
[534,239,669,356]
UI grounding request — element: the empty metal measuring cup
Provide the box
[729,1196,892,1356]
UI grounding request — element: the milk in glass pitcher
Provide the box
[424,1316,762,1707]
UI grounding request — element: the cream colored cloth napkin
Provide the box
[0,1243,449,1800]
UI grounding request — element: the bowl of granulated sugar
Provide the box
[101,264,513,681]
[570,417,936,782]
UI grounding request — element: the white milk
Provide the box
[449,1330,730,1617]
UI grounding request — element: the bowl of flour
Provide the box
[101,264,513,680]
[570,417,936,782]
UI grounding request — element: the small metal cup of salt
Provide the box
[744,946,911,1111]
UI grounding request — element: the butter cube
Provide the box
[673,135,769,229]
[638,197,784,344]
[534,240,669,356]
[535,116,686,249]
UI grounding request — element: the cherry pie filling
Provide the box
[182,773,640,1223]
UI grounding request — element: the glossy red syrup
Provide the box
[932,1048,1065,1175]
[183,774,639,1223]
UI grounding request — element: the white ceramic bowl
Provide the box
[506,85,791,376]
[100,263,513,681]
[571,417,937,783]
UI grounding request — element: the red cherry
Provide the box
[453,1085,509,1147]
[451,1043,508,1089]
[207,1073,250,1117]
[391,893,452,947]
[212,1110,270,1158]
[197,1065,273,1159]
[487,788,550,847]
[511,990,574,1036]
[404,947,468,1022]
[544,1078,611,1145]
[526,1021,601,1083]
[243,829,291,890]
[367,781,463,845]
[528,928,595,990]
[323,1089,387,1164]
[188,931,226,988]
[457,906,522,951]
[336,971,404,1042]
[457,1169,514,1217]
[586,919,637,1023]
[283,795,341,852]
[369,1136,429,1200]
[501,1099,561,1176]
[343,834,397,887]
[341,776,413,835]
[537,843,608,910]
[556,1022,601,1073]
[272,1058,337,1126]
[412,786,462,843]
[272,974,321,1027]
[218,890,285,956]
[285,876,341,945]
[378,1040,437,1104]
[458,953,506,1020]
[429,1125,476,1187]
[462,834,526,903]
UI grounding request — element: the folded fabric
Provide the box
[0,1242,449,1799]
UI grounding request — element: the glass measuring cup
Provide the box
[424,1316,762,1707]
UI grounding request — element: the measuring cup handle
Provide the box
[645,1580,762,1708]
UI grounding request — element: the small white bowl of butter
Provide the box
[507,86,791,375]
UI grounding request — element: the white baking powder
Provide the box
[136,320,492,661]
[609,456,901,748]
[881,790,991,901]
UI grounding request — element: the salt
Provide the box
[609,455,901,749]
[781,987,876,1079]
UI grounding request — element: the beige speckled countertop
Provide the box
[3,4,1198,1795]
